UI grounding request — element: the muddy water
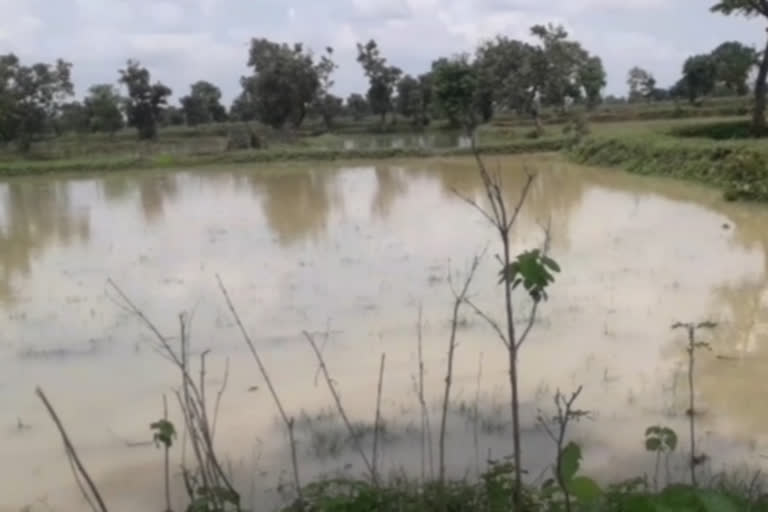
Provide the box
[2,155,768,511]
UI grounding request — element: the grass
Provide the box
[0,136,569,176]
[568,116,768,202]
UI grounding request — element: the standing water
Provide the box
[1,155,767,511]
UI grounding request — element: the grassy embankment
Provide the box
[569,117,768,201]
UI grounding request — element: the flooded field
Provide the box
[2,154,768,511]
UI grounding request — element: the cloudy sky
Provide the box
[1,0,765,105]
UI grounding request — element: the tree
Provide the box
[161,106,185,126]
[711,0,768,132]
[431,55,479,129]
[531,24,593,111]
[580,56,607,109]
[346,93,369,120]
[0,54,73,150]
[711,41,757,95]
[84,84,124,135]
[627,66,656,102]
[474,36,548,128]
[55,102,89,135]
[312,47,339,130]
[682,54,717,104]
[356,40,402,124]
[396,74,422,121]
[180,80,226,126]
[118,60,172,139]
[417,72,434,126]
[230,76,259,122]
[246,39,320,129]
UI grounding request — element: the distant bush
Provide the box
[670,120,757,140]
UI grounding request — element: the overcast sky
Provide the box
[1,0,766,105]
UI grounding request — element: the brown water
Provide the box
[2,155,768,511]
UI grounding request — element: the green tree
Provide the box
[118,60,172,139]
[84,84,124,135]
[431,55,478,129]
[711,41,757,95]
[312,47,339,130]
[161,106,185,126]
[246,39,320,128]
[356,40,402,125]
[396,74,422,121]
[417,72,434,126]
[346,93,369,120]
[682,54,717,104]
[180,80,226,126]
[0,54,73,151]
[55,101,89,134]
[627,66,656,102]
[580,56,607,109]
[230,76,259,122]
[711,0,768,132]
[531,24,591,111]
[474,36,548,128]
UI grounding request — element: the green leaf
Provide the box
[645,438,661,451]
[662,428,678,451]
[541,255,561,272]
[568,476,602,503]
[645,426,661,436]
[559,442,581,483]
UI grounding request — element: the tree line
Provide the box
[1,0,767,149]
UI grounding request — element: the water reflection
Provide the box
[0,180,90,303]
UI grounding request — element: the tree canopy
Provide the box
[0,54,73,150]
[180,80,226,126]
[119,60,172,139]
[357,40,402,124]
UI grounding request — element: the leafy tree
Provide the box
[180,80,227,126]
[161,106,185,126]
[710,41,756,95]
[346,93,369,120]
[711,0,768,132]
[246,39,320,128]
[0,54,73,150]
[396,74,422,121]
[417,72,434,126]
[474,36,548,128]
[118,60,172,139]
[230,76,259,122]
[312,47,339,130]
[531,24,593,111]
[55,102,89,134]
[579,56,607,109]
[431,55,479,129]
[84,84,124,135]
[356,40,402,124]
[627,66,656,102]
[682,54,717,104]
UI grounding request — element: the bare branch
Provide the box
[465,298,509,348]
[303,330,375,481]
[211,357,230,442]
[36,388,108,512]
[372,353,386,483]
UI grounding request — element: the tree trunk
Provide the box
[752,36,768,135]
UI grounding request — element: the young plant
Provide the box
[645,425,678,491]
[151,396,177,512]
[537,386,597,511]
[458,140,561,509]
[672,320,717,488]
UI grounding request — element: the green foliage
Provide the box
[150,418,176,448]
[627,67,656,102]
[683,55,718,104]
[188,486,240,512]
[180,81,227,126]
[569,127,768,202]
[356,40,402,123]
[431,55,479,129]
[711,41,757,96]
[0,53,74,150]
[119,59,172,140]
[245,39,323,129]
[499,249,561,302]
[84,84,124,135]
[346,93,369,121]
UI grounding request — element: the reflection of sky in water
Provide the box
[2,156,768,511]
